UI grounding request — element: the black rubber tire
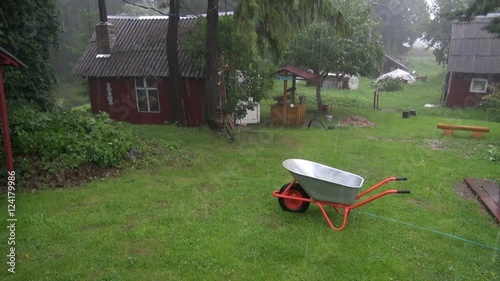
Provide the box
[278,183,310,213]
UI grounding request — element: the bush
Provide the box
[8,108,133,174]
[479,89,500,121]
[487,145,498,162]
[379,78,404,92]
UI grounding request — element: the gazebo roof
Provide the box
[0,47,27,68]
[276,65,316,80]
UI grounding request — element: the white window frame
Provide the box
[469,78,488,93]
[135,77,160,113]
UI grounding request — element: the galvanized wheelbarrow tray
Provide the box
[272,159,410,231]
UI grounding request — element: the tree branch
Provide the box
[121,0,168,16]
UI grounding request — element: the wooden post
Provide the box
[283,79,288,125]
[283,79,287,103]
[373,89,380,109]
[376,91,380,108]
[291,75,296,104]
[373,90,376,109]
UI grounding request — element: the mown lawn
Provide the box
[1,56,499,280]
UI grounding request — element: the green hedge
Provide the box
[479,90,500,122]
[8,108,133,174]
[379,78,405,92]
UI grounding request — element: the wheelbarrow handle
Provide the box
[397,189,411,194]
[395,177,407,181]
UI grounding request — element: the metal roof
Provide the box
[276,65,316,80]
[447,16,500,74]
[384,55,408,71]
[71,16,202,78]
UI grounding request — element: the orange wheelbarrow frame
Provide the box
[272,177,410,231]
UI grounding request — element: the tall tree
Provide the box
[182,0,238,14]
[121,0,169,15]
[287,20,383,111]
[55,0,123,78]
[423,0,472,65]
[286,0,383,110]
[167,0,185,125]
[204,0,219,123]
[455,0,500,34]
[0,0,60,110]
[235,0,348,61]
[184,16,274,120]
[372,0,429,55]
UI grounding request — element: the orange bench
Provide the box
[437,123,490,139]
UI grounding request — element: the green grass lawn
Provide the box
[1,56,500,280]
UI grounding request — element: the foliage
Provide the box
[454,0,500,34]
[71,103,92,112]
[185,17,252,71]
[9,108,133,175]
[486,145,498,162]
[372,0,430,55]
[55,0,124,77]
[225,61,275,120]
[423,0,472,65]
[285,19,383,110]
[70,8,99,58]
[379,78,405,92]
[120,0,169,15]
[181,0,238,14]
[234,0,349,61]
[478,87,500,121]
[0,0,61,110]
[184,16,274,120]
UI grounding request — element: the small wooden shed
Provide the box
[271,66,315,126]
[444,14,500,107]
[0,47,26,171]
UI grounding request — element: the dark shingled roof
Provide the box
[447,14,500,74]
[71,16,202,78]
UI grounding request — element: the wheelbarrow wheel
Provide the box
[278,183,310,213]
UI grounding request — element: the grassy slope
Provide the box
[52,78,89,109]
[1,57,500,280]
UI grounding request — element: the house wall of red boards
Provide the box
[88,77,204,127]
[446,73,500,107]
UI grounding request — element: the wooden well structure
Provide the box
[271,65,316,126]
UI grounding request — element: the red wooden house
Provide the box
[72,11,204,126]
[444,14,500,107]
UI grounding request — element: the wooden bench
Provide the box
[437,123,490,139]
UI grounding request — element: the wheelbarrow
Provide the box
[272,159,410,231]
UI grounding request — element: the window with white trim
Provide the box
[135,77,160,112]
[469,78,488,93]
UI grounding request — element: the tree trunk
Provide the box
[315,73,324,111]
[204,0,219,123]
[167,0,185,125]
